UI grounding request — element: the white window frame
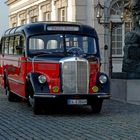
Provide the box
[58,7,66,21]
[30,16,38,23]
[43,12,51,21]
[110,0,132,57]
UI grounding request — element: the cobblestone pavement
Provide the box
[0,90,140,140]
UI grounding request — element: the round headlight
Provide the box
[99,75,107,84]
[38,75,47,84]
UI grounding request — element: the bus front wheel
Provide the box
[27,93,41,115]
[91,99,103,114]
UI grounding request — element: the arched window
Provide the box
[110,0,132,56]
[110,1,123,15]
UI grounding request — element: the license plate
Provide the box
[67,99,87,105]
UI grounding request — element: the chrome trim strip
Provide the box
[2,58,27,63]
[34,94,56,98]
[33,93,110,98]
[8,77,25,85]
[28,59,60,64]
[97,95,111,98]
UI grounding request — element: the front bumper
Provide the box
[33,93,110,106]
[34,92,111,99]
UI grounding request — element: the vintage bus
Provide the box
[0,22,110,114]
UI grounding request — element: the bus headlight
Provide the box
[38,75,47,84]
[99,75,107,84]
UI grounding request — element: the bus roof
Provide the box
[4,22,98,38]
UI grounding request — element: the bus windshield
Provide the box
[28,34,97,56]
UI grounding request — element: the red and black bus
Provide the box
[0,22,110,114]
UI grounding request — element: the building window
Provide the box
[30,16,38,22]
[10,16,17,27]
[110,1,122,15]
[21,19,26,25]
[58,7,66,21]
[110,0,128,15]
[43,12,51,21]
[110,0,132,56]
[112,26,123,55]
[12,23,17,27]
[29,7,38,23]
[19,12,26,25]
[111,22,132,56]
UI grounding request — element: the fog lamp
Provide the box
[38,75,47,84]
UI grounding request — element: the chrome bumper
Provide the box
[33,93,111,99]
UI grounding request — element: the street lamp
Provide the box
[95,0,124,78]
[95,0,104,23]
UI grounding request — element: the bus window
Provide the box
[0,38,3,54]
[20,36,25,54]
[14,35,25,55]
[4,37,9,54]
[47,40,58,49]
[14,36,20,55]
[65,37,78,48]
[1,38,5,54]
[0,42,1,54]
[9,37,14,54]
[29,38,44,50]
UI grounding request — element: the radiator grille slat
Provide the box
[61,57,89,94]
[77,61,88,93]
[63,62,76,93]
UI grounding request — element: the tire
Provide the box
[4,74,16,102]
[5,86,16,102]
[27,85,41,115]
[33,98,41,115]
[91,99,103,114]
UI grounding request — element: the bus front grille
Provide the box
[60,57,89,94]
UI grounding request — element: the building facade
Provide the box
[6,0,131,74]
[104,0,132,73]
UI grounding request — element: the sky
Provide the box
[0,0,8,37]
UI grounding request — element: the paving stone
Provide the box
[0,89,140,140]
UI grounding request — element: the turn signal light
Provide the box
[52,86,59,93]
[92,86,99,93]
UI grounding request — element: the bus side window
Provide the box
[14,35,25,55]
[9,36,14,54]
[4,37,9,54]
[14,36,20,55]
[1,37,5,55]
[0,38,2,54]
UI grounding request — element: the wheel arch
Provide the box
[25,72,50,98]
